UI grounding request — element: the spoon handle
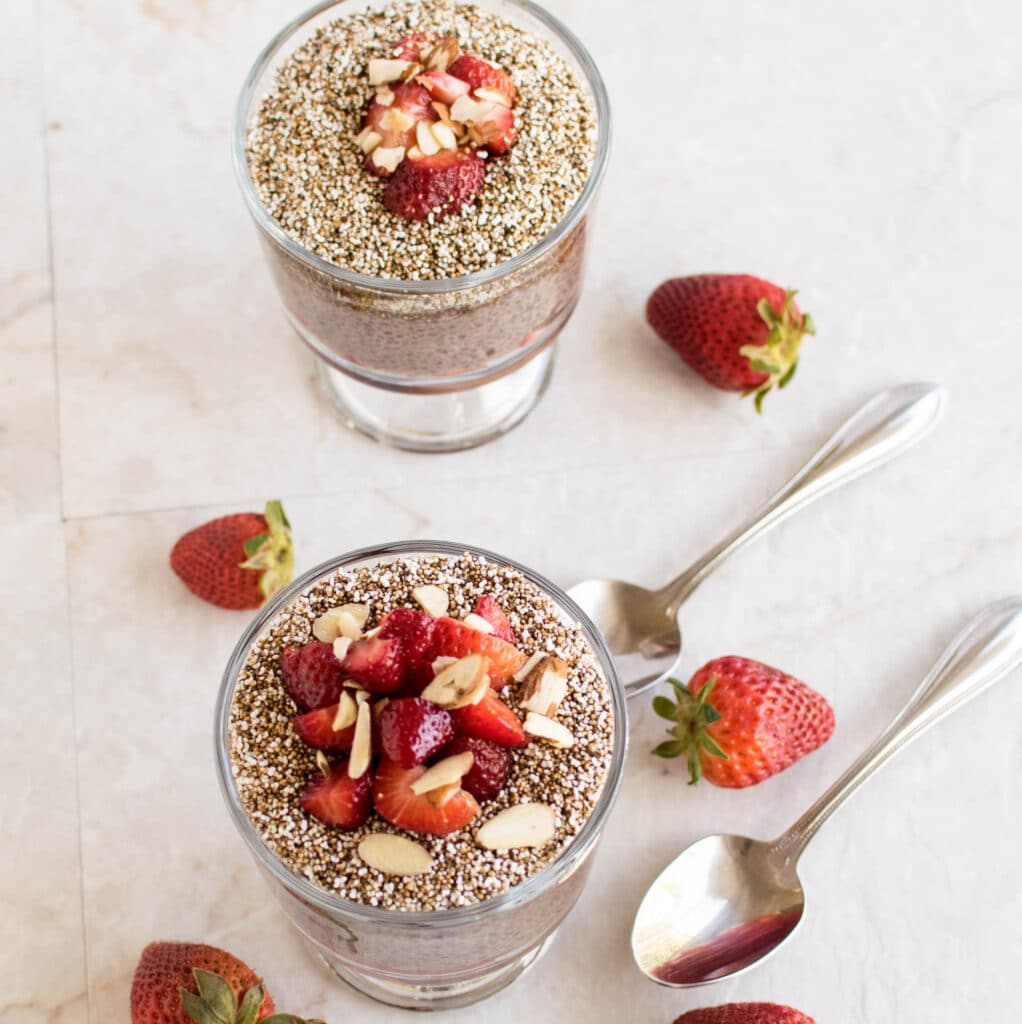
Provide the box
[655,383,945,617]
[774,597,1022,863]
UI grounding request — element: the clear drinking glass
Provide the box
[233,0,611,452]
[214,541,627,1010]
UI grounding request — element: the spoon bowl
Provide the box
[632,597,1022,987]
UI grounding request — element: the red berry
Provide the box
[471,595,515,643]
[383,148,486,221]
[169,500,293,610]
[300,760,373,829]
[339,635,405,694]
[653,656,834,788]
[292,702,357,752]
[377,697,454,768]
[130,942,275,1024]
[361,82,435,177]
[443,734,509,802]
[452,688,528,747]
[372,757,480,835]
[645,275,814,411]
[416,70,470,105]
[431,616,526,684]
[280,642,346,710]
[378,607,437,690]
[448,54,516,105]
[673,1003,815,1024]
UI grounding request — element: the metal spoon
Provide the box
[631,597,1022,987]
[568,383,945,698]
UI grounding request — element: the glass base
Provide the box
[315,347,556,453]
[307,931,556,1010]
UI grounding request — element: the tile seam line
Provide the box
[56,440,818,523]
[36,0,93,1018]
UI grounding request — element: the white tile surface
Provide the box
[3,0,1021,1020]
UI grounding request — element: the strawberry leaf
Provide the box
[236,985,265,1024]
[242,532,269,559]
[652,695,678,721]
[653,739,686,759]
[192,970,235,1024]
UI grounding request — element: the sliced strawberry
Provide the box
[383,148,486,221]
[448,54,516,105]
[377,697,454,768]
[430,616,527,684]
[378,607,437,690]
[292,702,357,753]
[280,642,346,710]
[391,32,441,62]
[372,758,480,835]
[300,761,373,829]
[340,636,405,694]
[469,101,518,155]
[472,595,515,644]
[442,734,509,802]
[452,688,528,747]
[416,70,471,106]
[361,82,435,177]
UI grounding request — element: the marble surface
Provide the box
[3,0,1021,1020]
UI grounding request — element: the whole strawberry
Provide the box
[653,656,834,787]
[646,274,815,411]
[170,501,293,610]
[673,1003,815,1024]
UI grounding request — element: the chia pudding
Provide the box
[216,544,625,1005]
[236,0,609,384]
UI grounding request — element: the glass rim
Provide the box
[231,0,612,295]
[214,539,628,929]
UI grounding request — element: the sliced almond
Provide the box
[348,700,372,778]
[332,635,353,662]
[368,58,413,85]
[513,650,546,683]
[477,803,556,850]
[518,656,569,717]
[415,119,441,156]
[431,655,458,674]
[354,128,383,155]
[474,86,512,107]
[410,752,475,795]
[370,146,406,173]
[354,689,371,705]
[315,750,331,778]
[339,603,370,629]
[462,613,494,634]
[425,782,461,807]
[332,690,358,731]
[420,654,489,708]
[431,100,454,125]
[523,712,574,748]
[313,605,363,644]
[430,121,458,151]
[406,144,424,161]
[412,584,449,618]
[425,36,460,71]
[374,85,395,106]
[358,834,433,876]
[381,107,415,134]
[450,95,494,125]
[400,61,424,82]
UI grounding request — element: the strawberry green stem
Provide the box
[651,677,729,785]
[240,500,295,605]
[739,289,816,412]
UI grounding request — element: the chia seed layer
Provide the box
[228,553,615,912]
[247,0,597,281]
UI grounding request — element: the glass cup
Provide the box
[215,540,627,1010]
[233,0,611,452]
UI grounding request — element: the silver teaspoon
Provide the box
[631,597,1022,987]
[567,382,945,699]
